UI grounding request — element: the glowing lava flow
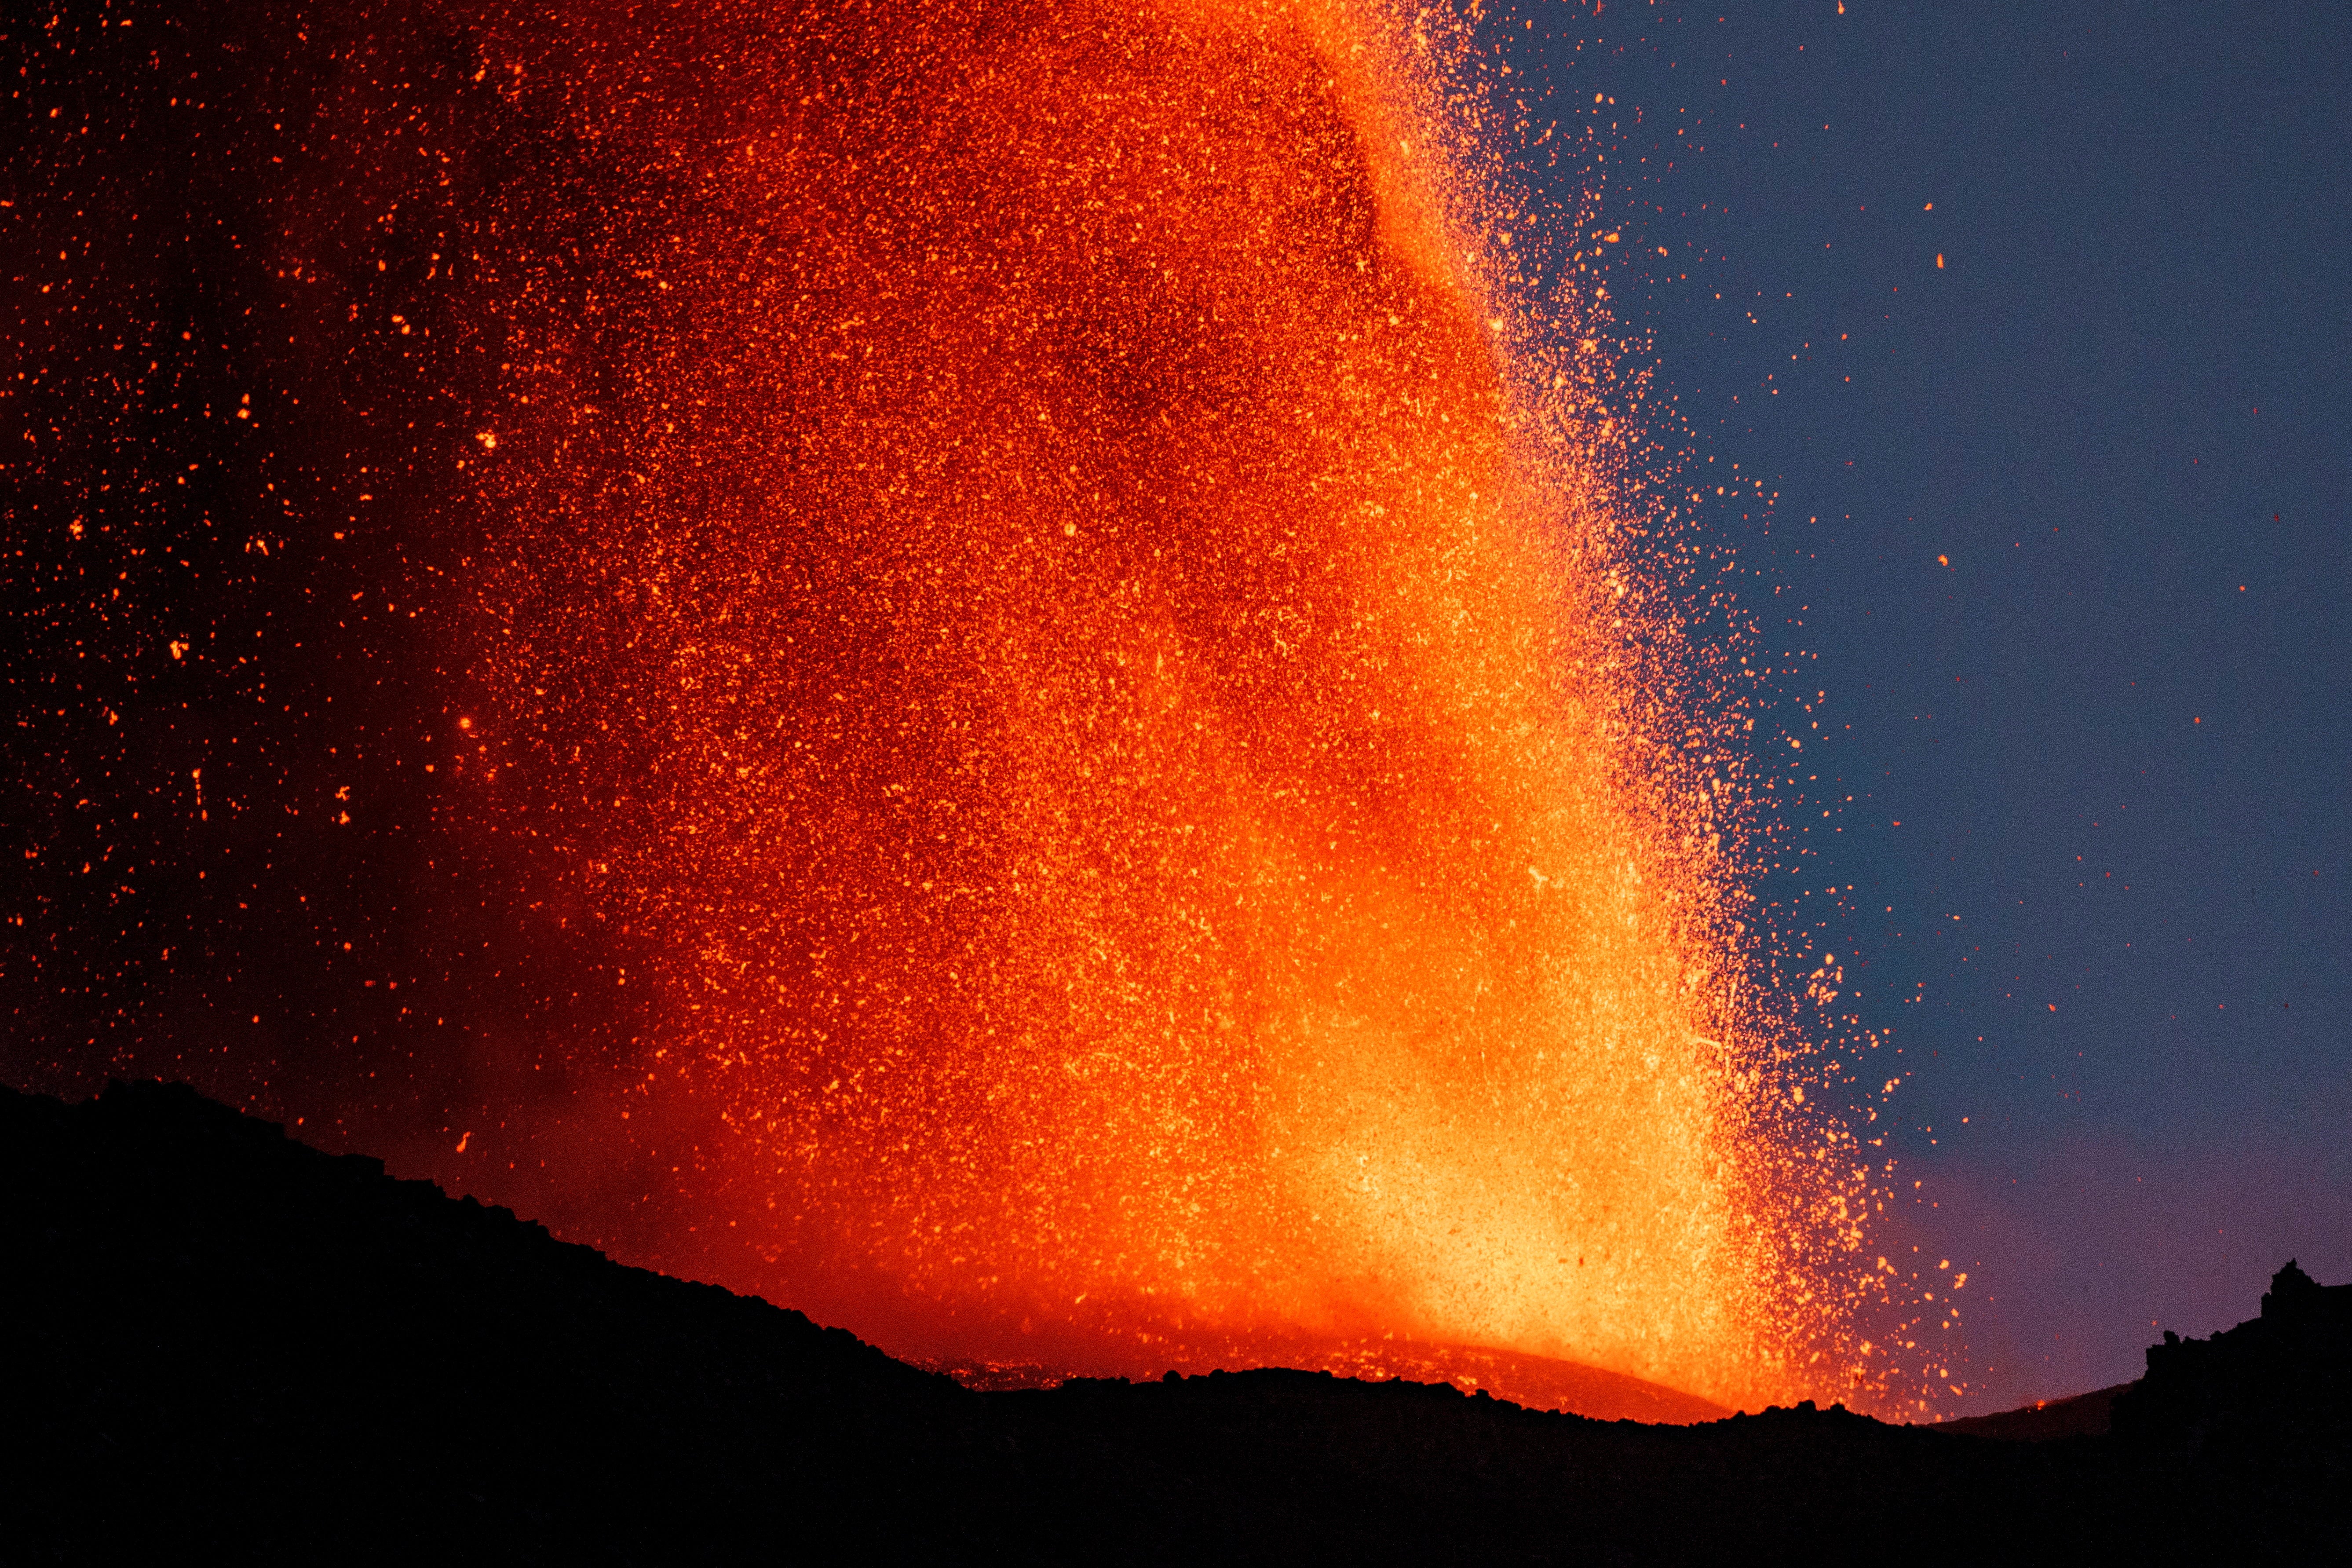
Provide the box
[398,0,1863,1414]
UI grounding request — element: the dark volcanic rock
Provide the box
[4,1081,2345,1564]
[2112,1260,2352,1506]
[0,1080,1015,1563]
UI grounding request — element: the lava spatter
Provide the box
[4,0,1893,1416]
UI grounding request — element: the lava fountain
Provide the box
[5,0,1881,1414]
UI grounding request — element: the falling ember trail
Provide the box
[4,0,1889,1415]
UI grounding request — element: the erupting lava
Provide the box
[453,0,1852,1411]
[7,0,1890,1414]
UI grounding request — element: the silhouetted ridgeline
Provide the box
[3,1081,2343,1564]
[2113,1259,2352,1488]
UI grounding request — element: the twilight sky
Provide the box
[1496,1,2351,1409]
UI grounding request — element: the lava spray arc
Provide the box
[4,0,1893,1413]
[449,0,1883,1411]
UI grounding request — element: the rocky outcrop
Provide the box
[2111,1259,2352,1504]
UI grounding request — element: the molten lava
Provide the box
[431,0,1840,1411]
[6,0,1888,1415]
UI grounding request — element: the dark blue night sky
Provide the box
[1498,2,2351,1410]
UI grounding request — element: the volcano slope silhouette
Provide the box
[4,1082,2345,1564]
